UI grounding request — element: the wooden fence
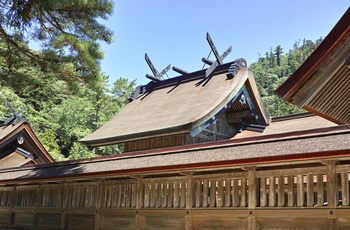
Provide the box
[1,161,350,229]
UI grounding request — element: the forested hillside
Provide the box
[249,38,323,116]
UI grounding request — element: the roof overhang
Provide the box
[275,7,350,124]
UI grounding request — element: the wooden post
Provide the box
[248,216,256,230]
[186,173,193,230]
[248,168,257,209]
[328,217,338,230]
[186,173,193,209]
[325,161,338,208]
[185,215,192,230]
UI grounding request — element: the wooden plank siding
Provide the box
[1,163,350,229]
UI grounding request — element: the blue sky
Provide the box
[99,1,349,86]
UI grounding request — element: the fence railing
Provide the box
[0,164,349,210]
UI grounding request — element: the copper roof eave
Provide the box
[275,7,350,102]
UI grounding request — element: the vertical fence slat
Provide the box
[210,180,216,208]
[260,177,267,207]
[341,172,349,206]
[195,181,201,208]
[241,178,247,207]
[278,176,284,207]
[168,182,173,208]
[225,179,231,207]
[180,182,186,208]
[174,182,179,208]
[268,177,275,207]
[232,179,239,207]
[203,180,208,208]
[307,174,314,207]
[144,183,150,208]
[217,180,224,208]
[317,174,324,206]
[287,176,294,207]
[297,174,304,207]
[161,183,167,208]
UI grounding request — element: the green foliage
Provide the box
[250,38,322,116]
[38,130,66,161]
[111,77,137,110]
[0,0,114,88]
[43,76,135,159]
[68,142,98,160]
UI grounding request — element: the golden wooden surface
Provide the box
[1,162,350,229]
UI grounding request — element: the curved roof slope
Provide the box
[81,65,269,147]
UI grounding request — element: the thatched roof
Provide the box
[81,64,269,148]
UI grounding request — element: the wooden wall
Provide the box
[124,115,237,152]
[1,161,350,229]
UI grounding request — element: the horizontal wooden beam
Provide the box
[226,109,252,123]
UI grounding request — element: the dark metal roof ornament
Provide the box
[145,53,171,82]
[226,58,247,79]
[203,32,232,78]
[0,101,28,127]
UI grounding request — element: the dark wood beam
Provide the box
[226,109,252,123]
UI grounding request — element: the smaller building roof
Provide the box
[233,112,337,139]
[275,7,350,124]
[81,62,269,148]
[0,120,54,169]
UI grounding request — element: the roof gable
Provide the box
[0,120,54,169]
